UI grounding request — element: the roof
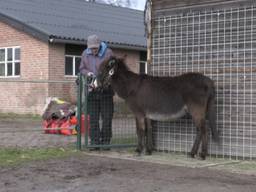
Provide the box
[0,0,146,50]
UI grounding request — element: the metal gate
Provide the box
[76,74,137,150]
[151,2,256,159]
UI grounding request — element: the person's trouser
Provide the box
[87,90,113,145]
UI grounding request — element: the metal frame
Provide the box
[151,4,256,160]
[76,74,137,150]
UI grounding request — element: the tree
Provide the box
[86,0,136,8]
[105,0,132,7]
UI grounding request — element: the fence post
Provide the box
[76,73,82,150]
[83,75,89,148]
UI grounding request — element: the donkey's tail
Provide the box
[207,87,219,143]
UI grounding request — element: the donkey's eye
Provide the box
[108,60,115,67]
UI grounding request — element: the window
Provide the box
[65,55,81,76]
[140,61,148,74]
[0,47,20,77]
[139,51,147,74]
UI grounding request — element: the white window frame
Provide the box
[65,55,81,77]
[139,60,148,74]
[0,46,20,78]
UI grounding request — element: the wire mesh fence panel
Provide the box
[77,74,137,150]
[151,4,256,159]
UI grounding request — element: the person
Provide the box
[79,34,114,148]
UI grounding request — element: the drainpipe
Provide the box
[144,0,152,75]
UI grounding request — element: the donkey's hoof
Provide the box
[199,153,206,160]
[134,152,142,157]
[190,153,196,158]
[135,148,142,156]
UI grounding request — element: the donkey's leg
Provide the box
[190,127,201,158]
[145,118,153,155]
[135,117,145,155]
[135,118,142,154]
[192,116,208,160]
[200,119,208,160]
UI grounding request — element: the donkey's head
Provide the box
[97,56,119,89]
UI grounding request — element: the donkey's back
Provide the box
[131,73,215,121]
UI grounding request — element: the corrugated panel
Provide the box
[0,0,146,48]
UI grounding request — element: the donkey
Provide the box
[96,56,219,160]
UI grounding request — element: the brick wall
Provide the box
[48,44,78,104]
[0,21,143,115]
[0,21,49,114]
[113,49,140,72]
[48,47,142,106]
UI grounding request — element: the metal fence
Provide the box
[151,4,256,159]
[0,75,137,150]
[76,74,137,150]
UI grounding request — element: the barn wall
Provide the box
[150,0,256,159]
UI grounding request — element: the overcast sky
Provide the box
[133,0,146,10]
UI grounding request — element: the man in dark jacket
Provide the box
[79,34,114,147]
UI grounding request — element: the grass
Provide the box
[0,113,41,120]
[215,160,256,173]
[0,147,79,167]
[236,161,256,170]
[1,146,256,175]
[111,136,137,145]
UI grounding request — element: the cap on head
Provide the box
[87,34,100,49]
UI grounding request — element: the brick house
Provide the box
[0,0,146,114]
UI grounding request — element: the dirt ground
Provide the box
[1,118,256,192]
[1,153,256,192]
[0,118,77,148]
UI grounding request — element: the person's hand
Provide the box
[87,72,95,77]
[88,81,96,92]
[89,84,95,90]
[87,72,96,92]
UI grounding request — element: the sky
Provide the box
[133,0,146,10]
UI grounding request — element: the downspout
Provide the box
[144,0,152,75]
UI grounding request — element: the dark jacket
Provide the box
[79,42,114,95]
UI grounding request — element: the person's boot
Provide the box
[101,138,111,150]
[89,139,100,151]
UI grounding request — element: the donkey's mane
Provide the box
[113,57,172,82]
[114,57,131,73]
[114,57,209,84]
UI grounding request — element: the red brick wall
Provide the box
[0,21,49,114]
[48,44,77,104]
[0,21,142,115]
[113,49,140,72]
[51,47,142,106]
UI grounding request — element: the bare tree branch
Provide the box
[89,0,135,8]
